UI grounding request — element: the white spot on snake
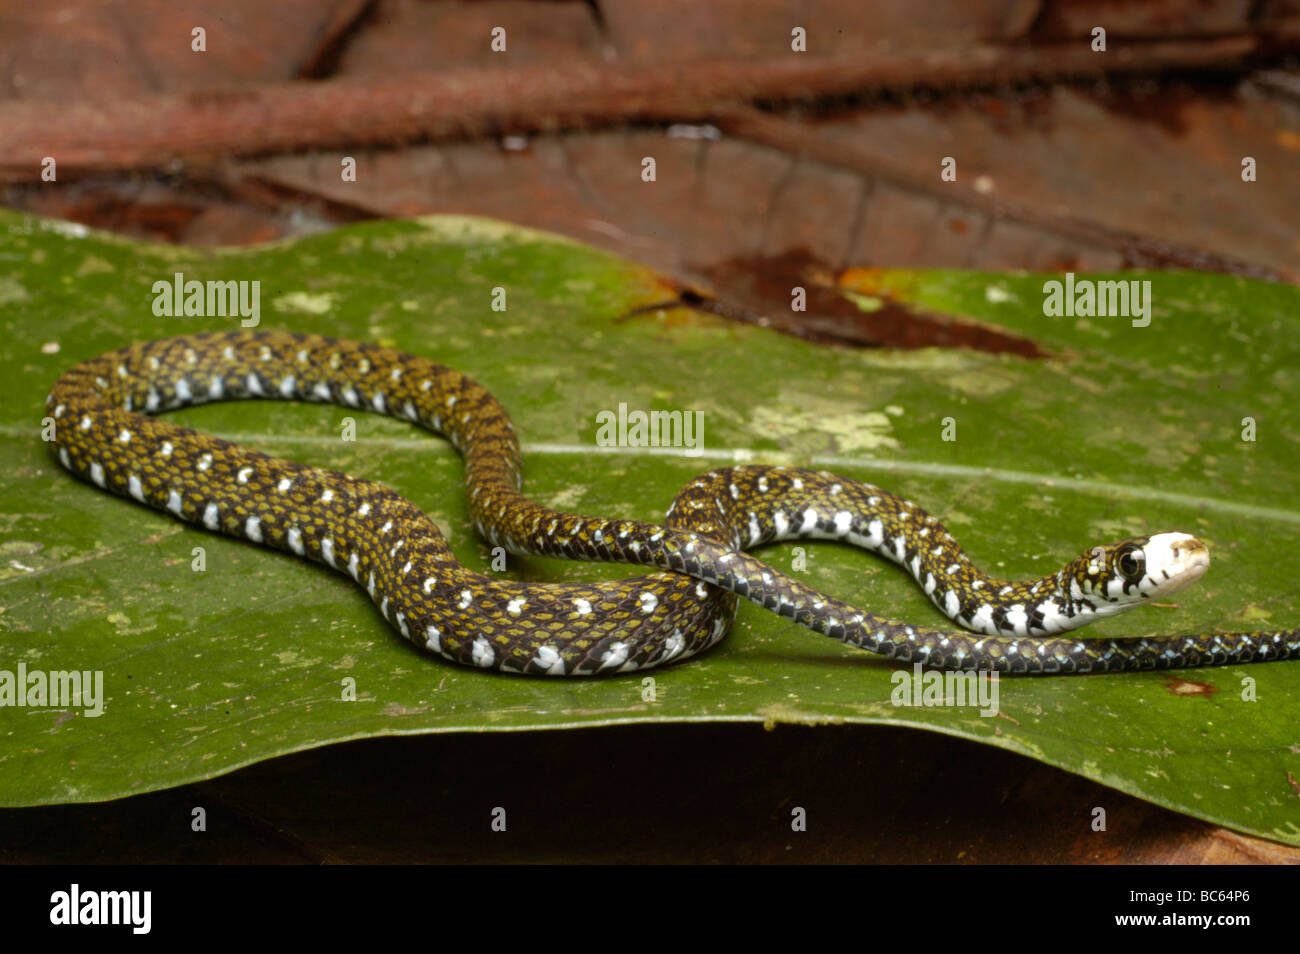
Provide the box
[209,376,224,399]
[425,625,441,652]
[165,489,183,515]
[246,373,264,396]
[320,488,334,503]
[833,511,852,536]
[472,637,495,668]
[380,520,392,534]
[118,429,131,443]
[237,467,253,483]
[277,478,292,492]
[279,376,295,397]
[507,599,526,616]
[599,642,630,670]
[312,382,330,401]
[400,400,416,420]
[757,476,768,492]
[1034,601,1070,635]
[221,347,234,361]
[395,613,408,638]
[58,448,70,469]
[799,508,818,533]
[729,483,739,499]
[160,441,173,457]
[966,604,995,634]
[401,560,412,575]
[145,390,159,411]
[858,519,884,549]
[573,598,592,615]
[367,572,376,598]
[421,380,433,391]
[458,589,472,609]
[944,590,960,617]
[639,592,658,613]
[379,596,388,619]
[772,510,790,538]
[358,502,371,516]
[372,392,386,413]
[747,514,762,547]
[116,364,128,378]
[347,553,360,580]
[198,453,212,471]
[297,349,309,364]
[128,474,144,501]
[288,527,304,554]
[535,645,565,675]
[1004,605,1029,634]
[423,577,437,595]
[830,483,842,495]
[696,583,708,599]
[203,503,219,530]
[244,515,261,540]
[342,386,359,406]
[80,415,92,431]
[321,538,336,566]
[792,478,803,490]
[358,358,371,374]
[390,367,402,382]
[446,395,457,407]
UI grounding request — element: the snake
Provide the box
[45,330,1299,675]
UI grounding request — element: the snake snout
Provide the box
[1141,531,1210,597]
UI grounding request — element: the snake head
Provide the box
[1074,532,1210,605]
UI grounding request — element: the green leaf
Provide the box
[2,212,1298,845]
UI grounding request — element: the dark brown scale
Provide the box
[45,331,1300,675]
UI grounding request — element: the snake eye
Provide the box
[1116,546,1144,582]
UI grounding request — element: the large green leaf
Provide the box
[1,212,1297,844]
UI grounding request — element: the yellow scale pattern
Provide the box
[46,331,1300,675]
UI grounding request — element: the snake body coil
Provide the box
[47,331,1300,675]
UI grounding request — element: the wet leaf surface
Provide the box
[1,212,1297,845]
